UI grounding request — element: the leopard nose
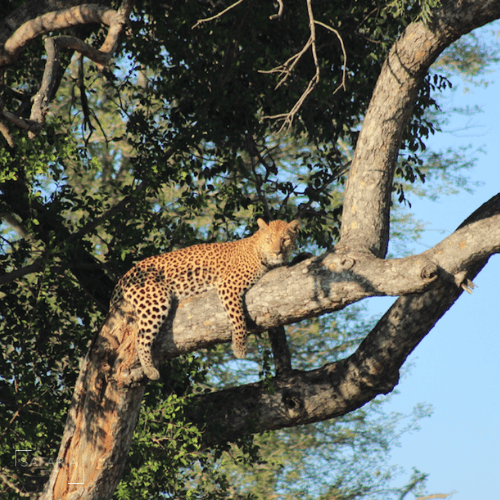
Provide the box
[273,242,283,254]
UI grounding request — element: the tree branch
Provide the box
[339,0,500,257]
[262,0,321,132]
[0,1,133,140]
[191,0,246,29]
[1,3,119,67]
[32,1,500,498]
[135,194,497,371]
[189,250,492,445]
[36,179,499,500]
[268,326,292,375]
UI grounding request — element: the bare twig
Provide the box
[262,5,348,133]
[192,0,246,29]
[261,37,313,89]
[269,0,284,20]
[262,0,320,132]
[314,20,347,93]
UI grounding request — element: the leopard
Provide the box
[110,218,300,380]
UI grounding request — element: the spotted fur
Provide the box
[111,218,299,380]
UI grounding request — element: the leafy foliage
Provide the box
[0,1,493,499]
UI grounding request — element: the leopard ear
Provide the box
[288,220,300,232]
[257,218,269,230]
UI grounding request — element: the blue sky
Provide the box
[368,25,500,500]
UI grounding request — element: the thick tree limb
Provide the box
[0,1,89,47]
[188,198,500,441]
[1,3,120,67]
[339,0,500,257]
[127,194,499,370]
[39,192,499,499]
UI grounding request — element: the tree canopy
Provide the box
[1,1,499,499]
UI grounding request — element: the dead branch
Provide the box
[314,20,347,92]
[262,0,327,132]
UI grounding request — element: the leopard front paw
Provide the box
[143,365,160,380]
[232,338,248,359]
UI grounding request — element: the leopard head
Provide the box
[255,218,300,268]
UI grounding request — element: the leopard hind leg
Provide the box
[135,290,171,380]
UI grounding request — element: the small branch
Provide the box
[28,36,62,138]
[192,0,246,29]
[269,0,284,20]
[262,0,321,132]
[0,117,14,147]
[265,17,348,133]
[23,0,133,138]
[261,37,313,90]
[77,53,95,139]
[0,260,43,286]
[1,109,41,134]
[314,20,347,93]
